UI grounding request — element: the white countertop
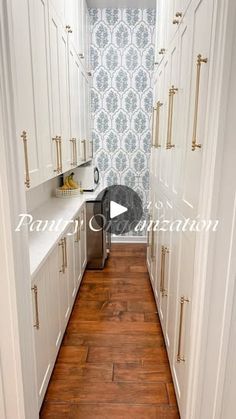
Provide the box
[29,188,101,278]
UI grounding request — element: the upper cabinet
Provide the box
[11,0,92,190]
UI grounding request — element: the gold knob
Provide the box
[173,19,180,24]
[175,12,183,17]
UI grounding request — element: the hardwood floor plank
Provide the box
[45,381,169,404]
[69,403,157,419]
[40,402,71,418]
[52,362,113,382]
[56,346,88,364]
[87,346,168,364]
[113,362,172,382]
[62,332,164,348]
[67,320,161,334]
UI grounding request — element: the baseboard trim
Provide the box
[111,236,147,244]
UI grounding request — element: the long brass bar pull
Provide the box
[21,131,30,188]
[177,296,190,362]
[75,217,81,243]
[155,101,163,148]
[151,106,157,147]
[74,139,77,165]
[166,86,178,149]
[160,246,169,296]
[192,54,208,151]
[64,237,67,269]
[31,285,39,329]
[58,136,62,172]
[53,136,60,173]
[59,239,65,273]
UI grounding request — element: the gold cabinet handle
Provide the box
[173,19,180,24]
[160,246,169,296]
[75,217,81,242]
[70,138,77,166]
[64,237,67,269]
[177,296,190,362]
[58,136,62,172]
[175,12,183,18]
[53,136,62,173]
[155,101,163,148]
[59,238,65,273]
[166,86,178,149]
[31,285,40,329]
[159,48,166,55]
[21,131,30,188]
[192,54,208,151]
[81,139,86,161]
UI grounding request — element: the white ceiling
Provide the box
[87,0,156,8]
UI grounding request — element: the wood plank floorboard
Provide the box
[40,244,179,418]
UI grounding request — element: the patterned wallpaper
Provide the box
[89,8,156,235]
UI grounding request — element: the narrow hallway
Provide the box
[40,244,179,418]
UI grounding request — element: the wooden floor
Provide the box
[40,244,180,419]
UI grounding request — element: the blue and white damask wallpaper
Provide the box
[89,8,156,235]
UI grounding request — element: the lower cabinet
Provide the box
[31,204,87,409]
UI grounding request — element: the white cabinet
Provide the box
[11,0,41,189]
[31,206,87,409]
[28,0,54,182]
[68,44,81,166]
[58,236,70,330]
[31,246,61,408]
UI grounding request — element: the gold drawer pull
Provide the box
[166,86,178,149]
[70,138,77,166]
[64,237,67,268]
[21,131,30,188]
[192,54,208,151]
[160,246,169,296]
[53,136,62,173]
[31,285,39,329]
[177,296,190,362]
[59,238,66,273]
[75,217,81,242]
[155,101,163,148]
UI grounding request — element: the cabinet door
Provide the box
[78,0,86,62]
[79,70,87,162]
[58,238,70,330]
[74,215,82,290]
[46,246,62,360]
[84,75,92,159]
[58,27,71,172]
[31,266,50,408]
[48,5,63,174]
[67,226,76,304]
[182,0,214,218]
[68,44,81,166]
[80,206,87,272]
[172,229,195,417]
[156,0,168,61]
[11,0,41,189]
[65,0,79,53]
[28,0,54,182]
